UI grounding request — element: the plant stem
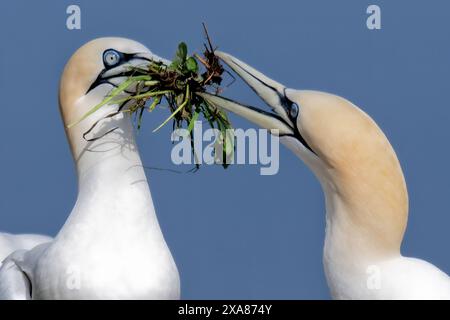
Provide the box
[111,90,172,104]
[152,85,190,133]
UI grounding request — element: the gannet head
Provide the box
[200,52,408,256]
[59,37,167,158]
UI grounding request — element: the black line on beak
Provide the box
[210,94,292,128]
[226,58,289,115]
[86,52,148,94]
[211,95,316,155]
[219,59,317,156]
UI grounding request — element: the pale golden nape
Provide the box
[293,90,408,257]
[58,37,152,162]
[59,40,102,125]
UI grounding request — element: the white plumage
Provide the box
[202,51,450,299]
[0,38,180,300]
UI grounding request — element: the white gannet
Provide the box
[201,51,450,299]
[0,38,180,300]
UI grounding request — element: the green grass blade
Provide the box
[187,110,200,133]
[149,96,161,112]
[111,90,172,105]
[152,85,190,133]
[67,75,151,128]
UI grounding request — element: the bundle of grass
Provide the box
[69,25,233,169]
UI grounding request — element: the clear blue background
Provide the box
[1,0,449,299]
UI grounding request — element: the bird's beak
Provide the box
[198,51,295,136]
[87,51,170,94]
[129,52,171,67]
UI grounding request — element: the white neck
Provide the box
[59,107,164,243]
[281,138,405,298]
[321,183,395,299]
[281,138,403,260]
[321,182,400,263]
[41,101,180,299]
[324,189,383,265]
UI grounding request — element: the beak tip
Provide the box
[214,50,232,64]
[196,92,215,104]
[214,50,225,57]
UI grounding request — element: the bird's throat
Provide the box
[62,110,162,233]
[321,178,406,263]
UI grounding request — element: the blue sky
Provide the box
[1,0,449,299]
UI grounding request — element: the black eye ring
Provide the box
[289,102,299,119]
[103,49,122,68]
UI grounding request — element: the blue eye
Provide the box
[290,103,299,119]
[103,49,121,67]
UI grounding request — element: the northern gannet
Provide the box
[200,52,450,299]
[0,38,180,299]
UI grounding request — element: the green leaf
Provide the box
[169,59,181,71]
[176,42,188,62]
[186,57,198,73]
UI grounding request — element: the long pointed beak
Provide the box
[198,51,295,135]
[88,51,170,93]
[132,51,171,66]
[101,51,170,80]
